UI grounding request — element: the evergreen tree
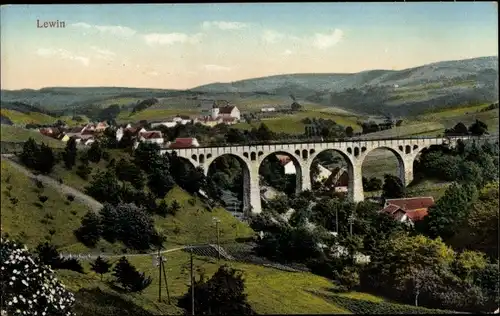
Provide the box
[382,174,405,200]
[87,141,103,163]
[37,143,56,174]
[63,137,78,169]
[74,211,102,247]
[20,138,39,170]
[112,256,152,293]
[178,265,255,315]
[90,256,112,281]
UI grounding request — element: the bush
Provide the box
[76,162,92,180]
[112,257,152,293]
[9,197,18,205]
[74,211,102,247]
[38,195,48,203]
[67,194,75,202]
[59,258,85,274]
[0,237,76,315]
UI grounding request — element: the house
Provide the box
[193,116,223,127]
[275,154,296,175]
[56,133,70,142]
[95,121,109,132]
[381,196,435,225]
[65,126,86,138]
[116,126,147,141]
[315,164,332,182]
[261,107,276,112]
[324,167,349,193]
[151,120,178,128]
[199,100,240,123]
[138,131,164,145]
[168,137,200,149]
[218,105,240,120]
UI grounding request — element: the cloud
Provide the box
[312,29,344,49]
[90,46,116,60]
[282,49,293,56]
[143,32,203,46]
[262,30,285,43]
[36,48,90,66]
[145,71,159,77]
[71,22,136,37]
[202,64,231,72]
[202,21,247,30]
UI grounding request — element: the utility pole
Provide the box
[157,248,162,303]
[335,208,339,234]
[190,247,195,316]
[161,256,171,305]
[213,217,221,262]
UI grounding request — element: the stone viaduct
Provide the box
[161,136,482,214]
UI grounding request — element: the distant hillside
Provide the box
[0,87,180,113]
[1,56,498,116]
[191,56,499,116]
[1,101,56,117]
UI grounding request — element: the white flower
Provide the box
[22,280,29,286]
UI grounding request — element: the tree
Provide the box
[345,126,354,137]
[37,143,56,174]
[90,256,112,281]
[87,141,103,163]
[20,138,39,170]
[133,142,162,173]
[1,238,76,315]
[35,241,62,268]
[63,137,78,169]
[468,120,488,136]
[291,101,302,111]
[112,256,152,293]
[169,200,181,216]
[115,158,146,190]
[148,168,175,198]
[420,182,476,240]
[74,211,102,247]
[85,170,122,205]
[118,129,135,149]
[337,266,360,291]
[100,203,161,250]
[177,265,255,315]
[381,174,405,200]
[255,123,273,141]
[76,160,92,180]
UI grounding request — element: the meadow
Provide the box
[0,125,66,148]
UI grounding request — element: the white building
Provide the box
[261,107,276,112]
[284,161,296,175]
[116,126,146,141]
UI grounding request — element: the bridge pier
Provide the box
[348,163,364,202]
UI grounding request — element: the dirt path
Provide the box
[2,156,103,212]
[59,247,187,261]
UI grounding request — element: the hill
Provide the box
[1,56,497,117]
[191,56,498,116]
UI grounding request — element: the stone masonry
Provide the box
[161,136,479,215]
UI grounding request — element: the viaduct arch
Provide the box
[162,136,486,215]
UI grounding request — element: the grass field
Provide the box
[360,122,446,138]
[0,125,65,148]
[117,108,199,123]
[56,248,390,315]
[234,110,362,135]
[364,178,451,200]
[0,159,94,250]
[0,109,57,125]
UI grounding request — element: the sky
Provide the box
[1,3,498,90]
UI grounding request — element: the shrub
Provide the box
[0,237,76,315]
[59,258,85,274]
[38,195,48,203]
[112,257,152,293]
[67,194,75,202]
[9,197,18,205]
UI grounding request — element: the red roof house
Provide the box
[381,197,434,224]
[168,137,200,149]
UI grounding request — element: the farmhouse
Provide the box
[150,116,192,128]
[323,167,349,193]
[381,197,434,226]
[168,137,200,149]
[133,130,164,149]
[261,107,276,112]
